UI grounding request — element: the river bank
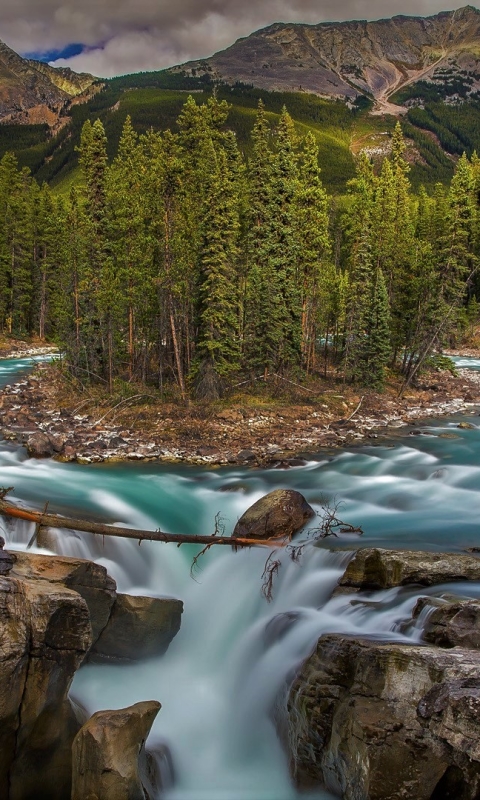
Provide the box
[1,354,480,465]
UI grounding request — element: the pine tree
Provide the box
[357,267,391,389]
[193,142,242,399]
[296,131,332,371]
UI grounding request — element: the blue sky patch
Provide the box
[24,43,85,63]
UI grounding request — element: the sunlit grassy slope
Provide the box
[2,70,480,194]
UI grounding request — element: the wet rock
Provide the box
[13,551,116,644]
[71,701,161,800]
[47,432,68,452]
[0,536,14,575]
[0,565,91,800]
[413,596,480,649]
[336,548,480,593]
[237,448,256,462]
[232,489,315,541]
[264,611,303,646]
[91,593,183,661]
[25,431,54,458]
[287,634,480,800]
[458,422,475,429]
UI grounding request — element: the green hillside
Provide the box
[0,69,479,193]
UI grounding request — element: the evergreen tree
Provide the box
[193,142,242,399]
[296,131,332,371]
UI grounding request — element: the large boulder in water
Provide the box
[71,701,161,800]
[287,634,480,800]
[232,489,314,541]
[336,547,480,593]
[91,593,183,661]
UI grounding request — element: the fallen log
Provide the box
[0,498,285,550]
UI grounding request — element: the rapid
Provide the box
[2,355,480,800]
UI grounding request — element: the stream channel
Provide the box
[2,355,480,800]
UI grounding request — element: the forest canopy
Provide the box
[0,96,478,398]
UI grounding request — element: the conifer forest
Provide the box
[0,95,478,399]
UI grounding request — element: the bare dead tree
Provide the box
[260,497,363,601]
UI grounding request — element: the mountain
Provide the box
[0,39,97,126]
[170,5,480,114]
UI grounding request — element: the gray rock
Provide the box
[287,634,480,800]
[232,489,314,541]
[0,536,14,575]
[91,593,183,661]
[413,596,480,649]
[25,432,54,458]
[337,547,480,592]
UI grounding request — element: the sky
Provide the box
[3,0,478,78]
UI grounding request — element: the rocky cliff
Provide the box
[285,547,480,800]
[171,6,480,114]
[0,544,182,799]
[0,40,96,126]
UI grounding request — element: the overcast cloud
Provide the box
[1,0,477,77]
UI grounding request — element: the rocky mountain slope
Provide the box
[0,39,97,126]
[171,5,480,114]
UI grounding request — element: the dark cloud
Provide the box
[0,1,475,77]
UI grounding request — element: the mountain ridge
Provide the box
[0,38,97,126]
[169,5,480,114]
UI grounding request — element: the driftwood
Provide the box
[0,497,285,550]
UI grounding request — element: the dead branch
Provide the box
[346,395,364,422]
[262,552,282,602]
[93,394,155,426]
[261,497,363,601]
[270,373,317,394]
[0,496,285,551]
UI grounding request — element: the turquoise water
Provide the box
[2,355,480,800]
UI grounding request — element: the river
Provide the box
[2,355,480,800]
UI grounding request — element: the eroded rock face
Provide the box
[0,548,184,798]
[71,701,161,800]
[414,596,480,649]
[0,568,91,800]
[13,550,116,644]
[232,489,314,540]
[91,593,183,661]
[337,547,480,592]
[287,635,480,800]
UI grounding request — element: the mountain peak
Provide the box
[170,7,480,114]
[0,40,97,126]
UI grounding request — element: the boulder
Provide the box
[337,547,480,592]
[71,701,161,800]
[232,489,314,541]
[413,596,480,649]
[25,432,54,458]
[287,634,480,800]
[0,568,91,800]
[91,593,183,661]
[12,551,116,644]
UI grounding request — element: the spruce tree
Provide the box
[193,141,241,399]
[296,131,332,371]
